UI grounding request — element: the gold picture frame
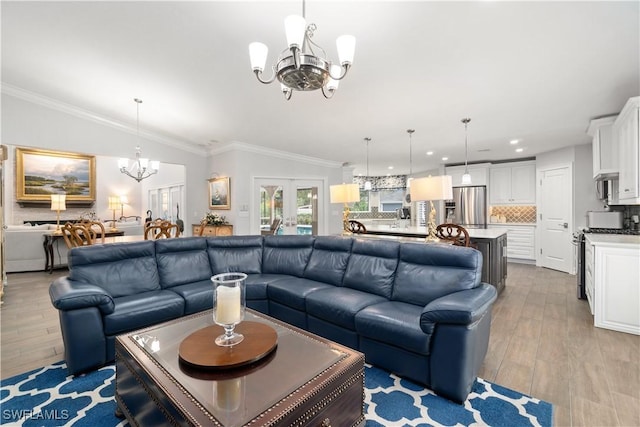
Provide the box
[16,147,96,204]
[208,177,230,210]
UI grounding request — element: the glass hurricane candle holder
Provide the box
[211,272,247,347]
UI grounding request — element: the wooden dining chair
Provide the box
[435,223,471,247]
[347,220,367,234]
[144,220,181,240]
[61,222,99,249]
[197,218,209,236]
[76,219,106,244]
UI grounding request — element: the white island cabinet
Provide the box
[585,234,640,335]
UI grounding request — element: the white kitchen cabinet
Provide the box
[489,161,536,204]
[586,234,640,335]
[614,97,639,204]
[488,224,535,261]
[587,115,618,180]
[445,163,490,187]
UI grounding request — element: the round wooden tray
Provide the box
[178,321,278,370]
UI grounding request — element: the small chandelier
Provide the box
[364,137,372,191]
[248,0,355,100]
[461,118,472,185]
[406,129,415,189]
[118,98,159,182]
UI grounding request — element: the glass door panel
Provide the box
[255,179,323,235]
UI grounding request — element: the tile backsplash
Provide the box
[490,205,537,223]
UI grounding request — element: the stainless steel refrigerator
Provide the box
[450,186,487,228]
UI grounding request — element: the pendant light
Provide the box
[461,118,472,185]
[406,129,415,189]
[364,137,372,191]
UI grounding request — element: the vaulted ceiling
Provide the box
[2,1,638,175]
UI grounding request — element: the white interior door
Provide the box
[254,178,323,235]
[537,164,573,273]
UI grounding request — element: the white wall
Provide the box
[1,93,208,228]
[209,144,344,236]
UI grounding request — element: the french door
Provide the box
[254,178,324,235]
[147,185,185,223]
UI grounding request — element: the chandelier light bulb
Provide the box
[284,15,306,49]
[336,35,356,65]
[249,42,268,71]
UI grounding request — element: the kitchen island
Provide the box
[356,224,508,294]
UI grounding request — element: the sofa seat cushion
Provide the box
[103,290,184,336]
[245,274,291,300]
[267,277,333,311]
[167,280,213,315]
[355,301,430,355]
[306,287,387,330]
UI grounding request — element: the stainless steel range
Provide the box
[574,227,640,299]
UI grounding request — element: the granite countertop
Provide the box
[363,224,508,239]
[585,234,640,247]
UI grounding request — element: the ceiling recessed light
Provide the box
[426,151,434,156]
[515,148,524,153]
[388,166,394,170]
[510,139,519,145]
[442,156,448,161]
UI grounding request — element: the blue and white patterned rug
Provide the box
[1,361,552,426]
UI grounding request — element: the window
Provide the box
[351,190,370,212]
[378,189,404,212]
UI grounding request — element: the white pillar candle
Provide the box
[216,285,241,324]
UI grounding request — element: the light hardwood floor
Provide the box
[1,263,639,426]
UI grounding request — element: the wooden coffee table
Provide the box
[115,309,365,426]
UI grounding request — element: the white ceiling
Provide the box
[2,1,638,176]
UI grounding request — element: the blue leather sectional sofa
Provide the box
[49,235,497,403]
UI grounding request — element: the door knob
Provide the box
[562,222,568,228]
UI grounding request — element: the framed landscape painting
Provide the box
[208,177,230,209]
[16,147,96,204]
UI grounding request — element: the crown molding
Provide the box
[209,141,343,169]
[1,83,209,156]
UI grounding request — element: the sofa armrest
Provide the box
[49,277,115,314]
[420,283,497,330]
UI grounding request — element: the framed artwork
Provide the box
[208,177,230,210]
[15,147,96,204]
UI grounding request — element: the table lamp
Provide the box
[108,196,120,232]
[330,183,360,233]
[50,194,66,235]
[409,175,453,242]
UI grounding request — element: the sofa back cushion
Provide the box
[207,236,264,274]
[343,239,399,299]
[303,236,353,286]
[393,243,483,306]
[68,241,160,298]
[262,235,314,277]
[155,237,212,289]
